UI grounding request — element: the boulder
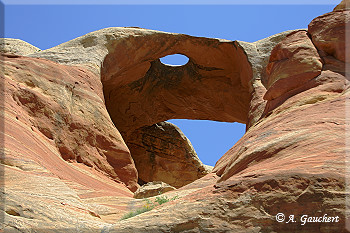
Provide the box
[133,181,176,199]
[127,121,210,188]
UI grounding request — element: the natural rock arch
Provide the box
[99,31,255,186]
[100,32,253,136]
[3,2,350,230]
[26,27,294,189]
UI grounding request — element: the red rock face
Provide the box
[334,0,350,11]
[214,70,349,181]
[100,33,253,189]
[110,7,349,230]
[101,35,252,136]
[211,8,350,232]
[263,30,323,100]
[1,54,138,192]
[309,9,349,63]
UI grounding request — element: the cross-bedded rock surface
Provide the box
[1,1,349,232]
[127,121,211,188]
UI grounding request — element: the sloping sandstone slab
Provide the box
[1,53,138,192]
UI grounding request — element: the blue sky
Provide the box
[2,2,337,166]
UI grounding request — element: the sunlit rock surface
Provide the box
[1,2,349,231]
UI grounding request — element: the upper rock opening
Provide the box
[159,54,189,66]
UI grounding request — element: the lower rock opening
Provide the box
[126,119,247,188]
[168,119,246,167]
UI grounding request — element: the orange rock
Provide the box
[333,0,350,11]
[101,34,252,136]
[1,53,139,192]
[263,30,322,100]
[215,70,349,180]
[2,2,349,231]
[127,122,211,188]
[308,9,349,63]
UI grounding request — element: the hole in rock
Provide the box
[168,119,246,167]
[159,54,189,66]
[6,209,20,216]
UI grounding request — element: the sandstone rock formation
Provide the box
[309,4,350,75]
[27,28,239,188]
[1,53,138,192]
[133,181,176,199]
[334,0,350,11]
[101,33,252,136]
[1,1,349,232]
[0,38,41,55]
[263,30,323,101]
[28,27,252,132]
[236,29,301,129]
[127,121,210,188]
[309,5,349,64]
[113,5,350,231]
